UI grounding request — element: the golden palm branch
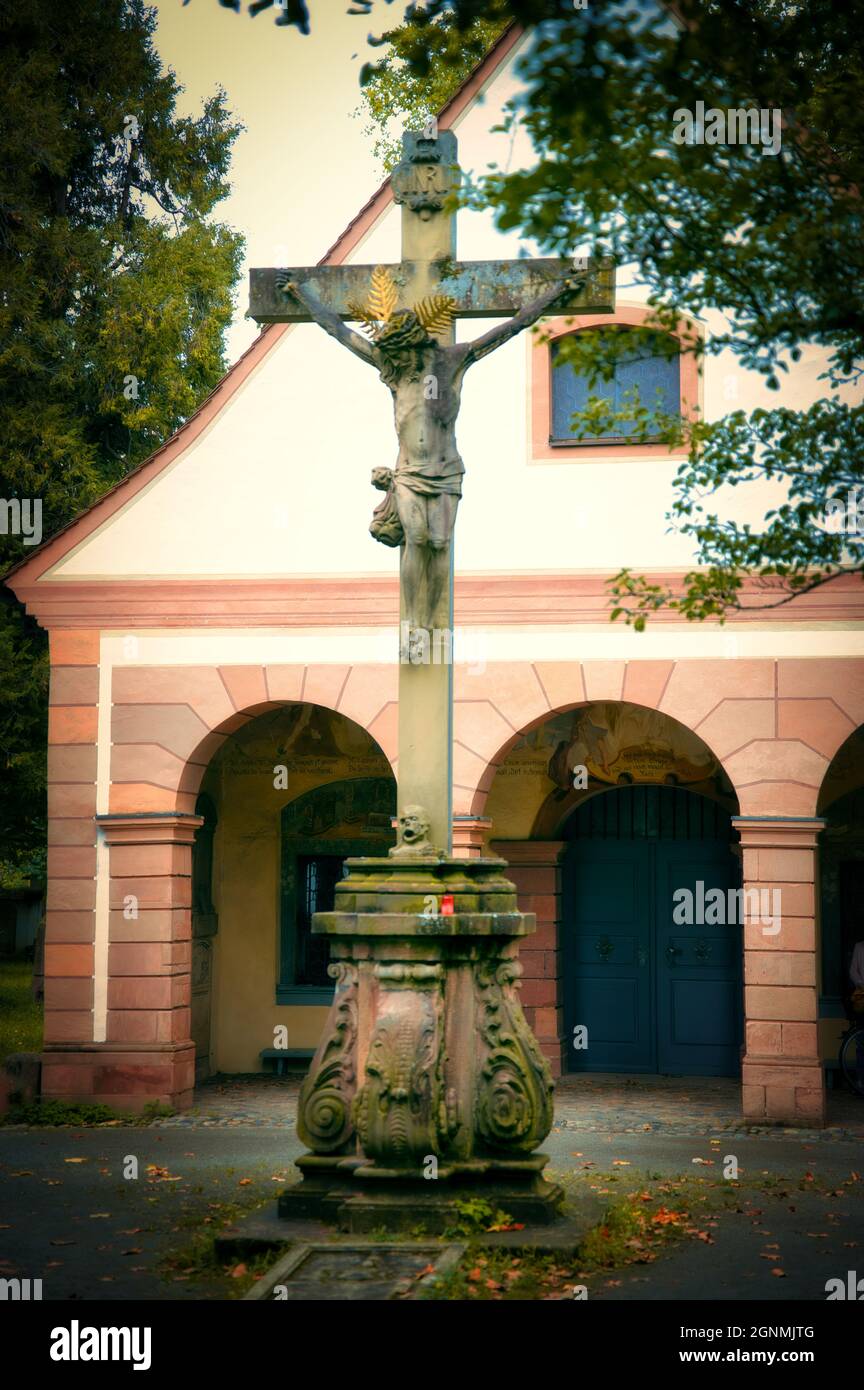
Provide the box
[412,294,457,337]
[367,265,398,325]
[346,300,381,333]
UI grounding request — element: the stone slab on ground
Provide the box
[244,1241,466,1301]
[218,1191,606,1260]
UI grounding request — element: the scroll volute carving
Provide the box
[474,958,554,1154]
[297,961,358,1154]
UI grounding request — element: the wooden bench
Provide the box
[259,1048,313,1076]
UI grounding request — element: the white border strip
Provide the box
[99,624,864,667]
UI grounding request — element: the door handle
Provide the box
[665,944,682,966]
[594,936,614,960]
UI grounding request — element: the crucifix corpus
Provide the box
[250,130,615,855]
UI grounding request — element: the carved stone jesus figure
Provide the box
[278,273,583,632]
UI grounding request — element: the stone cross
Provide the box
[250,130,615,854]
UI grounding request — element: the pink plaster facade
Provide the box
[26,597,864,1123]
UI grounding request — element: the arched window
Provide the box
[550,329,680,444]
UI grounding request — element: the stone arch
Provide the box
[108,661,398,815]
[465,695,743,1081]
[190,701,397,1075]
[458,686,741,827]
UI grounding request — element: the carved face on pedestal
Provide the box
[389,804,438,859]
[400,805,429,846]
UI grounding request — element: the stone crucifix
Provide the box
[250,130,615,854]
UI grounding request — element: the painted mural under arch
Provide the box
[486,701,737,841]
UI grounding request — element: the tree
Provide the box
[351,1,864,627]
[0,0,243,885]
[354,8,509,173]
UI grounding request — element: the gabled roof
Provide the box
[6,21,525,591]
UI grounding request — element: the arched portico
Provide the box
[41,648,399,1111]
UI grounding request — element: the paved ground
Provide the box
[145,1071,864,1137]
[1,1074,862,1301]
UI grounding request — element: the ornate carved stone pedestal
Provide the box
[280,856,562,1233]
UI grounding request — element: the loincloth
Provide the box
[393,459,464,498]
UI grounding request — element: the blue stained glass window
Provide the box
[551,331,680,442]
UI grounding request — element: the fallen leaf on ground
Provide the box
[652,1208,685,1226]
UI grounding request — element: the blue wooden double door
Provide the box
[563,787,743,1077]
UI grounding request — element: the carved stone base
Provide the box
[279,1154,564,1233]
[287,856,559,1230]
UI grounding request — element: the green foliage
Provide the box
[0,1096,176,1125]
[0,1099,118,1127]
[361,0,864,623]
[0,0,244,879]
[354,7,510,172]
[0,600,48,886]
[472,0,864,621]
[0,957,42,1060]
[445,1196,515,1235]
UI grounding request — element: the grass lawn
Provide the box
[0,956,42,1061]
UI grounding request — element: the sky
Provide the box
[154,1,399,362]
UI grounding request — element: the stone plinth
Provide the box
[281,855,561,1231]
